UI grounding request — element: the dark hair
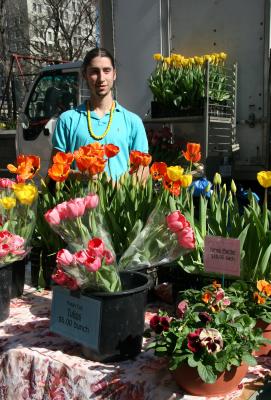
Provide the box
[82,47,115,74]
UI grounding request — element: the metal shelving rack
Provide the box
[144,62,239,168]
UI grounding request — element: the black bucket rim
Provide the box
[83,271,152,298]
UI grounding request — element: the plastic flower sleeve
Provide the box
[0,182,38,257]
[52,238,122,293]
[118,206,196,271]
[44,194,116,258]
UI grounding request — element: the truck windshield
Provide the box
[26,72,78,121]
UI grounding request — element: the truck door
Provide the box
[16,70,79,177]
[170,0,269,180]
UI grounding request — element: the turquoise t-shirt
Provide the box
[52,101,148,180]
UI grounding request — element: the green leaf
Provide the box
[258,243,271,277]
[242,353,257,366]
[197,362,217,384]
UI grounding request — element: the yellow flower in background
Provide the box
[257,171,271,188]
[219,52,227,60]
[13,183,38,205]
[213,172,222,185]
[153,53,163,61]
[204,54,212,62]
[0,196,16,210]
[167,166,184,181]
[163,57,171,65]
[180,174,193,188]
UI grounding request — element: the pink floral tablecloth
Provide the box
[0,287,270,400]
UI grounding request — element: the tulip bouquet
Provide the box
[44,192,121,293]
[145,282,266,385]
[118,208,195,271]
[0,230,29,266]
[0,177,38,265]
[51,237,121,293]
[44,192,115,254]
[118,143,204,270]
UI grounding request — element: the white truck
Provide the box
[16,0,271,181]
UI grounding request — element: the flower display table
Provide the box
[0,287,270,400]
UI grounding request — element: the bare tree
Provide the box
[29,0,98,61]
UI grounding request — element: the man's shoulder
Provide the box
[58,103,86,122]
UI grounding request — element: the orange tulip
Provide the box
[183,142,201,162]
[150,162,167,180]
[75,155,97,172]
[130,150,143,166]
[104,144,120,158]
[7,154,40,180]
[86,142,105,158]
[48,163,70,182]
[162,175,181,196]
[88,157,106,175]
[53,151,74,165]
[141,152,152,167]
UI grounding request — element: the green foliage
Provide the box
[146,284,266,384]
[177,179,271,282]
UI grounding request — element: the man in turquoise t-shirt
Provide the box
[52,47,148,181]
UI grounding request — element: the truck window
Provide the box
[26,72,78,121]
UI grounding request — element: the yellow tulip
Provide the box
[153,53,163,61]
[213,172,222,185]
[219,52,227,60]
[257,171,271,188]
[204,54,212,62]
[167,166,184,181]
[163,57,171,65]
[0,196,16,210]
[13,183,38,205]
[180,174,193,188]
[231,179,237,194]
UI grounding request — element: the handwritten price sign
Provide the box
[204,236,240,276]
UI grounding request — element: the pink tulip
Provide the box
[88,237,105,257]
[11,249,26,255]
[0,178,14,188]
[177,226,195,249]
[84,254,102,272]
[66,198,86,219]
[55,201,69,220]
[11,235,25,248]
[103,249,115,265]
[44,208,61,225]
[0,244,10,257]
[166,211,190,233]
[0,230,12,241]
[57,249,74,266]
[66,276,79,290]
[74,249,89,265]
[84,193,99,209]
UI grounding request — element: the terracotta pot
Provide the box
[172,362,248,397]
[255,320,271,356]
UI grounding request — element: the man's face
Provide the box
[84,56,116,99]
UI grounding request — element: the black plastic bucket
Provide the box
[51,271,151,362]
[11,259,26,298]
[0,264,12,322]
